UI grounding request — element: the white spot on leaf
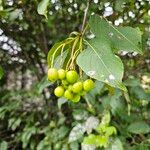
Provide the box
[117,36,121,39]
[109,74,115,80]
[87,71,96,76]
[105,79,109,83]
[108,32,114,37]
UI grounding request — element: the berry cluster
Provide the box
[47,68,94,103]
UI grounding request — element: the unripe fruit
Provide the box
[64,90,73,100]
[83,79,94,91]
[58,69,66,79]
[66,70,78,83]
[48,68,58,82]
[54,86,64,97]
[62,80,69,86]
[68,85,73,91]
[72,82,83,93]
[72,94,80,103]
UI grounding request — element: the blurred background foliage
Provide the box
[0,0,150,149]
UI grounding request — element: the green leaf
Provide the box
[9,9,22,21]
[8,118,21,131]
[57,97,67,110]
[77,38,126,91]
[57,126,69,140]
[101,110,111,125]
[37,0,49,19]
[130,86,150,101]
[105,126,117,136]
[0,8,14,17]
[83,134,97,145]
[53,50,69,69]
[89,15,142,54]
[0,141,7,150]
[47,42,63,67]
[0,66,4,79]
[37,76,52,94]
[81,144,96,150]
[84,134,108,147]
[47,38,73,67]
[70,142,79,150]
[106,138,123,150]
[73,109,88,121]
[21,127,37,148]
[127,121,150,134]
[124,78,141,87]
[85,116,99,134]
[69,123,86,143]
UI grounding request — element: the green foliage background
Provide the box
[0,0,150,149]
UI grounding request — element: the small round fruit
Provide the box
[54,86,64,97]
[47,68,58,82]
[58,69,66,79]
[66,70,78,83]
[72,82,83,93]
[83,79,94,91]
[68,85,73,91]
[62,80,69,86]
[72,94,80,103]
[64,90,73,100]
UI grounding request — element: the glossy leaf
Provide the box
[57,97,67,110]
[106,138,123,150]
[37,0,49,19]
[89,15,142,54]
[77,38,126,91]
[85,116,99,134]
[47,38,73,67]
[69,124,86,143]
[127,121,150,134]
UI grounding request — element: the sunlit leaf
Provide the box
[127,121,150,134]
[85,116,99,134]
[77,38,126,91]
[37,0,49,19]
[69,124,86,143]
[106,138,123,150]
[89,15,142,54]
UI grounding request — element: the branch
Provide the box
[81,0,91,32]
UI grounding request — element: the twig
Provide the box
[81,0,91,33]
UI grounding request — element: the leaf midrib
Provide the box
[85,40,114,78]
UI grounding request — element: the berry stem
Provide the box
[81,0,91,33]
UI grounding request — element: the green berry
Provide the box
[72,81,83,93]
[83,79,94,92]
[64,90,73,100]
[66,70,78,84]
[68,85,73,91]
[62,80,69,86]
[72,94,80,103]
[48,68,58,82]
[54,86,64,97]
[58,69,66,79]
